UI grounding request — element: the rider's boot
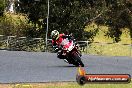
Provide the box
[63,59,69,63]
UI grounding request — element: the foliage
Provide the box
[15,0,47,38]
[0,13,33,37]
[102,0,132,42]
[0,0,4,16]
[4,0,132,42]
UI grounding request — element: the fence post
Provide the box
[86,41,88,54]
[130,44,132,57]
[6,36,9,50]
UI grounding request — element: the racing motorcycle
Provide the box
[57,38,84,67]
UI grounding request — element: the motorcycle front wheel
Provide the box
[73,52,84,67]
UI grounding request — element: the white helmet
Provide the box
[51,30,59,40]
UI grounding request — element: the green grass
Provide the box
[83,43,132,56]
[83,23,132,56]
[2,82,131,88]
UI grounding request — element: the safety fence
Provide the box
[77,41,132,57]
[0,35,132,57]
[0,35,45,52]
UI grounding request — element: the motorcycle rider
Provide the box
[51,30,74,60]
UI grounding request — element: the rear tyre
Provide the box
[73,52,84,67]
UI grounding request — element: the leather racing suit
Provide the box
[52,34,73,59]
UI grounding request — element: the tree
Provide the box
[15,0,132,42]
[103,0,132,42]
[0,0,5,16]
[15,0,47,37]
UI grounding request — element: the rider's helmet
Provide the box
[51,30,59,40]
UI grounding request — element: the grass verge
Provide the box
[0,82,132,88]
[82,43,132,56]
[82,23,132,56]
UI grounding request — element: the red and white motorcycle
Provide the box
[60,38,84,67]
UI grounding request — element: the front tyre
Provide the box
[73,52,84,67]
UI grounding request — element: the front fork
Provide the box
[71,48,82,58]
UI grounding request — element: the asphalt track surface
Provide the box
[0,50,132,83]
